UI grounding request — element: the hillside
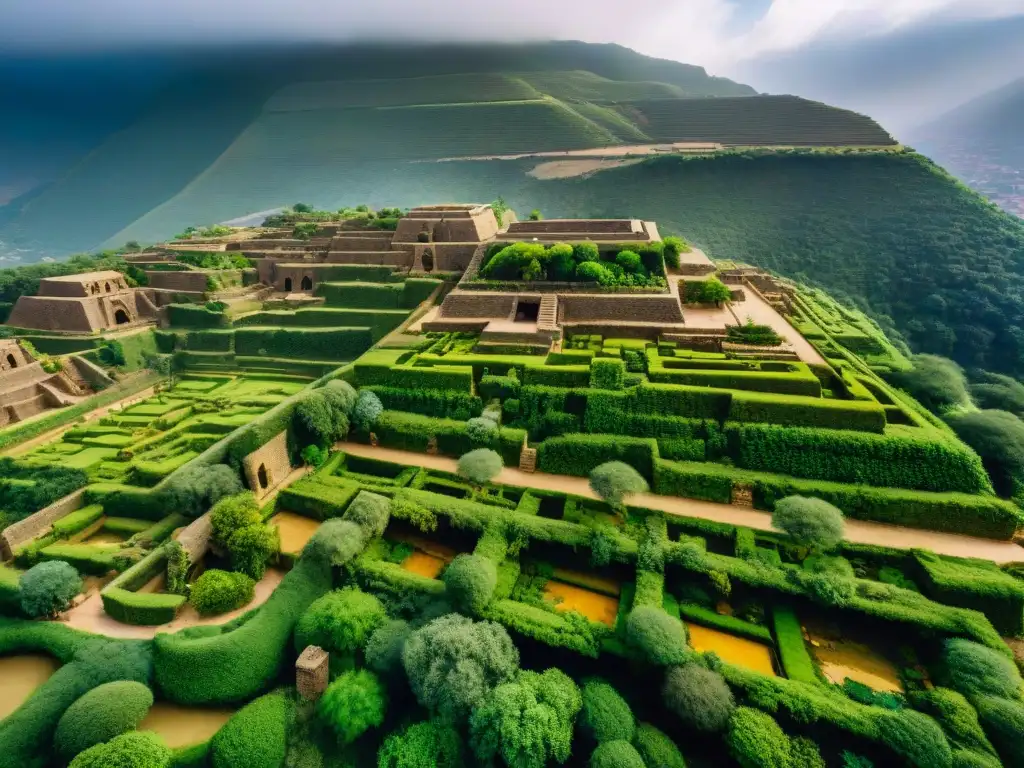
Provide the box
[0,41,902,260]
[913,78,1024,217]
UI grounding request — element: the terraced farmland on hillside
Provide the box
[265,73,542,110]
[615,95,897,146]
[516,70,689,101]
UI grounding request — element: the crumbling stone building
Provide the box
[7,271,159,333]
[0,339,90,427]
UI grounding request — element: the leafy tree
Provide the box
[226,522,279,580]
[662,663,735,732]
[547,243,575,281]
[301,444,326,467]
[302,519,366,566]
[344,490,391,539]
[941,639,1023,698]
[579,678,635,744]
[974,695,1024,768]
[470,668,581,768]
[189,569,255,616]
[970,372,1024,418]
[772,496,845,553]
[491,198,510,227]
[877,709,953,768]
[209,492,261,543]
[589,740,645,768]
[69,731,171,768]
[19,561,82,618]
[317,669,387,745]
[55,681,154,759]
[442,554,498,614]
[790,738,826,768]
[402,614,520,721]
[323,379,358,415]
[528,209,544,221]
[293,202,313,213]
[946,410,1024,496]
[727,708,791,768]
[295,587,387,667]
[632,723,686,768]
[162,463,242,518]
[616,251,643,273]
[624,606,688,666]
[466,416,499,445]
[365,619,412,679]
[294,390,349,448]
[576,261,614,285]
[589,461,648,508]
[889,355,971,413]
[377,720,464,768]
[458,448,503,486]
[353,390,384,432]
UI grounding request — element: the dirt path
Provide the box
[340,443,1024,564]
[3,384,158,458]
[60,568,284,640]
[731,289,827,366]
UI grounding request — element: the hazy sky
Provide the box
[2,0,1023,130]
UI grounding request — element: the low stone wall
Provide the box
[560,294,685,324]
[176,514,213,564]
[439,293,517,319]
[323,250,413,266]
[146,271,210,293]
[242,431,292,501]
[1,488,85,560]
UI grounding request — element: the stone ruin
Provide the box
[7,271,159,333]
[0,339,92,428]
[296,645,330,701]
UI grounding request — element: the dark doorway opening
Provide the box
[257,464,269,489]
[114,309,131,325]
[301,276,313,291]
[284,277,293,292]
[515,301,540,322]
[422,249,434,273]
[6,354,17,368]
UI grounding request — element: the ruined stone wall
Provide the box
[559,294,685,324]
[0,340,33,370]
[177,514,213,563]
[0,362,51,406]
[242,431,291,501]
[1,489,85,560]
[439,293,517,319]
[146,271,211,293]
[323,251,413,266]
[7,297,100,332]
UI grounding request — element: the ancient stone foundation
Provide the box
[296,646,330,701]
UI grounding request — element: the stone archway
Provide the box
[301,275,313,291]
[114,309,131,325]
[257,464,270,489]
[6,354,17,369]
[284,277,293,292]
[104,282,112,292]
[421,249,434,273]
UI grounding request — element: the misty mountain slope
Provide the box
[913,78,1024,216]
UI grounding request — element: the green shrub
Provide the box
[941,639,1023,698]
[101,587,186,626]
[167,304,228,329]
[772,496,845,552]
[662,663,735,732]
[317,669,387,745]
[771,605,819,684]
[469,668,581,768]
[365,619,412,679]
[190,570,255,617]
[974,695,1024,768]
[877,709,953,768]
[70,731,171,768]
[377,720,464,768]
[366,385,483,419]
[579,678,635,744]
[916,552,1024,635]
[19,561,82,618]
[295,587,386,666]
[153,554,333,704]
[402,613,520,721]
[442,554,498,614]
[344,490,391,539]
[162,463,243,518]
[211,690,289,768]
[624,607,688,666]
[591,358,626,391]
[55,681,154,759]
[294,389,350,447]
[225,523,279,581]
[590,461,649,507]
[889,355,971,413]
[235,327,373,361]
[467,416,500,445]
[910,688,995,756]
[590,740,645,768]
[727,707,791,768]
[632,723,685,768]
[458,448,504,486]
[947,409,1024,497]
[52,505,105,537]
[209,493,261,543]
[538,435,658,480]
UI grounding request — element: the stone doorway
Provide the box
[6,354,16,369]
[284,277,293,292]
[257,464,270,490]
[421,249,434,273]
[301,276,313,291]
[114,309,131,325]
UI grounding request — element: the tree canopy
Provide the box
[458,449,503,486]
[771,496,845,552]
[589,462,648,507]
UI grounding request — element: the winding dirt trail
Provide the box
[339,443,1024,564]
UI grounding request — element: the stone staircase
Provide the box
[519,446,538,473]
[538,295,559,332]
